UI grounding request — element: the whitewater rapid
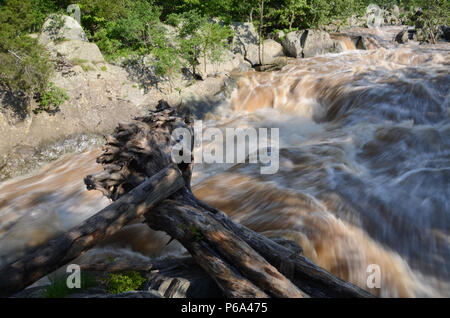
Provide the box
[0,34,449,297]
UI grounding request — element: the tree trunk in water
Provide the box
[0,101,375,298]
[0,165,184,297]
[85,101,374,298]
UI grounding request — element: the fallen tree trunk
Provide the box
[191,195,373,298]
[0,165,184,297]
[85,101,374,298]
[146,190,307,298]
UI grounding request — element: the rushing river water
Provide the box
[0,29,449,297]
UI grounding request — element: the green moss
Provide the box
[106,271,146,294]
[190,225,204,241]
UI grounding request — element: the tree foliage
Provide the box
[0,0,54,96]
[0,0,449,110]
[175,10,234,76]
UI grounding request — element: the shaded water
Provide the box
[0,36,449,297]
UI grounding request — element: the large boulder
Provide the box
[302,30,343,58]
[282,31,303,58]
[439,26,450,41]
[231,22,285,66]
[282,30,343,58]
[49,40,105,64]
[197,49,250,79]
[230,22,260,66]
[261,39,284,64]
[395,29,409,44]
[39,14,87,45]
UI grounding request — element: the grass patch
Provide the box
[70,58,95,72]
[70,58,88,65]
[34,82,69,114]
[44,273,97,298]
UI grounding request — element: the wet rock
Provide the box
[439,26,450,41]
[395,30,409,44]
[39,14,87,45]
[302,30,344,57]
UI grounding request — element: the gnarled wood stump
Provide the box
[85,100,373,298]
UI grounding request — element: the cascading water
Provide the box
[0,31,449,297]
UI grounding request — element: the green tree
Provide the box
[267,0,309,31]
[151,25,181,92]
[0,0,53,95]
[409,0,450,43]
[176,10,233,77]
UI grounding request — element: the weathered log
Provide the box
[145,191,306,298]
[86,102,306,297]
[0,165,184,297]
[188,194,374,298]
[85,101,373,298]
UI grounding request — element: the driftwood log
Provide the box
[0,165,184,297]
[83,101,373,298]
[0,101,373,298]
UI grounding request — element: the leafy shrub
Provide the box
[0,0,54,111]
[106,271,146,294]
[42,13,66,43]
[35,82,69,113]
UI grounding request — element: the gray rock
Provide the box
[282,31,303,58]
[197,49,245,79]
[231,22,260,66]
[439,26,450,41]
[282,30,343,58]
[49,40,105,64]
[395,30,409,44]
[66,4,81,25]
[39,14,87,45]
[145,257,222,298]
[261,39,284,64]
[302,30,343,58]
[11,286,47,298]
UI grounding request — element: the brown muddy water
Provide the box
[0,30,449,297]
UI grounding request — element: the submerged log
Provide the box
[85,101,373,298]
[0,165,184,297]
